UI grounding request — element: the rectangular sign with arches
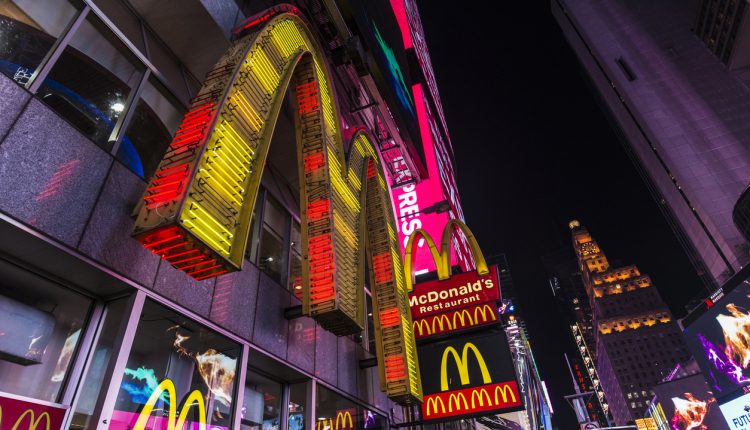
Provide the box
[417,330,523,421]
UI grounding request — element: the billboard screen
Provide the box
[418,329,523,421]
[651,373,728,430]
[719,391,750,429]
[684,282,750,401]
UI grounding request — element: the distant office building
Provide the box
[569,221,691,425]
[553,0,750,289]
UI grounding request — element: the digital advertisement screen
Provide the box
[337,0,423,161]
[651,373,727,430]
[719,392,750,430]
[684,282,750,401]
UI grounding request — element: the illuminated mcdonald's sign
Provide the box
[130,9,421,404]
[316,410,354,430]
[133,379,207,430]
[0,395,67,430]
[418,331,523,421]
[404,220,489,293]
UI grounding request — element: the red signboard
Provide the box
[408,266,499,320]
[0,393,68,430]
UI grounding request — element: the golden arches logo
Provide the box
[447,392,468,412]
[440,342,492,391]
[494,384,517,403]
[9,409,51,430]
[404,220,488,292]
[133,379,207,430]
[452,309,473,327]
[470,388,492,408]
[425,396,446,415]
[474,304,496,322]
[316,411,353,430]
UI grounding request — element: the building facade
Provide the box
[0,1,471,430]
[544,249,610,426]
[569,221,691,425]
[552,0,750,289]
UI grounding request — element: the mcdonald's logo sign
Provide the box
[316,410,355,430]
[408,262,499,321]
[418,331,523,421]
[412,303,498,340]
[132,379,207,430]
[0,395,67,430]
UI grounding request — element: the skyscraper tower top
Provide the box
[569,222,691,425]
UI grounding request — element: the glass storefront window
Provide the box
[241,371,282,430]
[118,76,184,178]
[288,382,307,430]
[37,12,144,148]
[69,297,129,430]
[247,190,264,265]
[0,0,79,85]
[110,299,241,430]
[289,221,302,296]
[366,294,375,353]
[90,0,144,52]
[259,195,289,285]
[316,386,385,430]
[0,269,92,403]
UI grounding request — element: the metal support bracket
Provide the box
[284,305,303,319]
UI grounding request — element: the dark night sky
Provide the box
[416,0,709,428]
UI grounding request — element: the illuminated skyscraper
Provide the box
[569,221,691,425]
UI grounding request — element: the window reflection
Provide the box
[316,386,384,430]
[70,298,128,430]
[259,195,289,285]
[38,12,144,148]
[118,76,184,178]
[0,265,92,403]
[111,299,241,430]
[0,0,78,85]
[288,382,307,430]
[241,371,282,430]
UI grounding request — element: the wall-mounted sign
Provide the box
[683,281,750,401]
[651,373,728,430]
[0,393,68,430]
[409,266,499,320]
[418,330,523,421]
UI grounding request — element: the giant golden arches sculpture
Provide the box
[132,12,421,403]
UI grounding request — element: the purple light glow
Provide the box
[698,333,748,387]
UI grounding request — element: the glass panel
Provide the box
[0,272,92,403]
[110,299,241,430]
[241,371,282,430]
[316,386,385,430]
[288,382,307,430]
[289,251,302,298]
[246,191,264,265]
[264,195,290,236]
[69,297,129,430]
[259,224,284,284]
[0,0,78,85]
[37,13,144,147]
[145,28,189,104]
[118,76,184,178]
[366,295,375,353]
[90,0,144,52]
[290,221,301,255]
